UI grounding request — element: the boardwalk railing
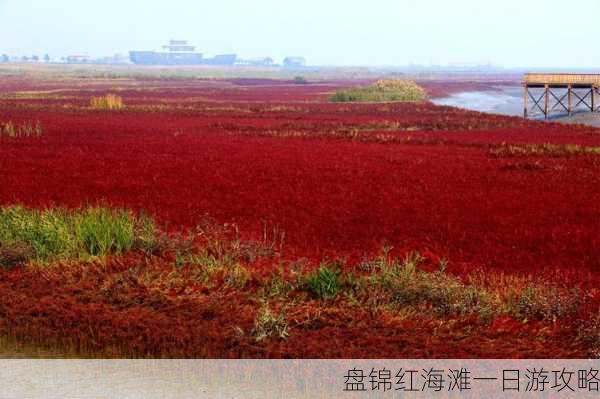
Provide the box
[523,73,600,118]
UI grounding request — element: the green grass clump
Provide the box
[363,251,496,320]
[330,79,427,103]
[305,264,342,300]
[73,207,136,256]
[0,206,155,267]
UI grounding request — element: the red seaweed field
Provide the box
[0,71,599,358]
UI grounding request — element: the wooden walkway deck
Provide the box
[523,73,600,118]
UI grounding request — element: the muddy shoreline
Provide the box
[432,86,600,128]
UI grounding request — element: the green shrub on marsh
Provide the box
[330,79,427,103]
[0,206,156,266]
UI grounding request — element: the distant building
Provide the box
[130,40,237,66]
[283,56,306,68]
[1,54,9,63]
[66,54,91,64]
[130,40,203,65]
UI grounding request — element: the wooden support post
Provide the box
[544,85,549,119]
[568,85,572,116]
[592,87,596,112]
[523,85,528,118]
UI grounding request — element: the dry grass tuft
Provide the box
[0,121,43,138]
[490,143,600,158]
[90,94,124,110]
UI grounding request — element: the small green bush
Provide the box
[306,264,342,300]
[330,79,427,103]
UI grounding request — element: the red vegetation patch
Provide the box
[1,83,599,278]
[0,249,592,358]
[0,75,599,358]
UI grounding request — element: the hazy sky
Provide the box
[1,0,598,68]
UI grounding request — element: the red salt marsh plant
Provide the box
[0,75,599,358]
[0,213,598,358]
[1,89,599,278]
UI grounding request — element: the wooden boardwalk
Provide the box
[523,73,600,118]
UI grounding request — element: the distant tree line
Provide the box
[0,54,51,63]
